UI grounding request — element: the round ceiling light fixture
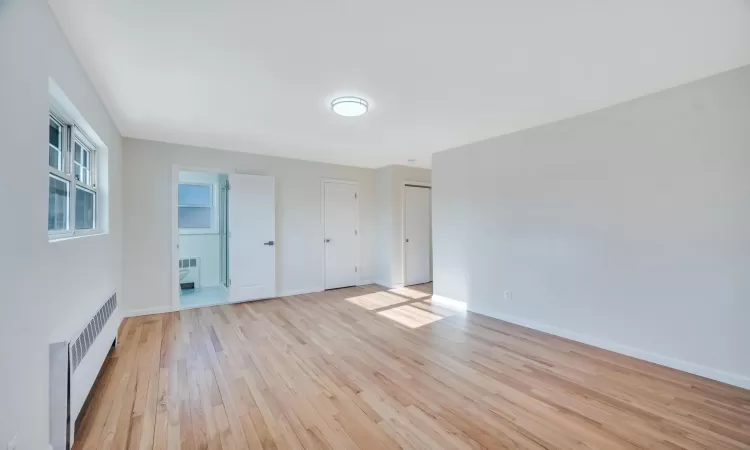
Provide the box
[331,96,369,117]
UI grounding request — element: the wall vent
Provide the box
[71,293,117,372]
[179,258,198,268]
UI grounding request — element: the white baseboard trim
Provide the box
[277,287,322,297]
[476,309,750,390]
[279,281,374,296]
[431,294,468,311]
[125,305,174,318]
[278,282,374,298]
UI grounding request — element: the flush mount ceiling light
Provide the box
[331,96,369,117]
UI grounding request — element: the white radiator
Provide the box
[49,292,120,450]
[179,256,201,289]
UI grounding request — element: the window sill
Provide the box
[49,231,107,243]
[179,229,220,236]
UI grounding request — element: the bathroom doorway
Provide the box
[176,169,230,309]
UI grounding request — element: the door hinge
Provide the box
[355,266,358,272]
[226,182,231,190]
[354,229,358,236]
[228,278,232,287]
[354,192,358,199]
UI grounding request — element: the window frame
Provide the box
[178,182,217,234]
[48,110,99,239]
[49,114,66,173]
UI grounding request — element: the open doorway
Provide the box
[177,169,230,309]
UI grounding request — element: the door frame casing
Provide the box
[402,180,432,287]
[321,179,360,290]
[171,164,230,311]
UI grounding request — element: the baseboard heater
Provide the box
[49,292,120,450]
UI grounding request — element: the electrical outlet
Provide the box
[504,290,513,301]
[7,436,17,450]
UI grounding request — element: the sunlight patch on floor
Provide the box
[411,300,462,318]
[377,304,444,328]
[345,292,405,310]
[388,286,431,300]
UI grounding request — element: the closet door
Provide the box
[229,174,276,302]
[323,181,358,289]
[404,185,431,286]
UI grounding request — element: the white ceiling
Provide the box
[49,0,750,168]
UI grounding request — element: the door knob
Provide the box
[405,238,409,243]
[325,238,332,243]
[264,241,275,246]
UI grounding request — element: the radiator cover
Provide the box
[49,292,120,450]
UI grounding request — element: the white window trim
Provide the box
[48,110,100,240]
[178,182,218,234]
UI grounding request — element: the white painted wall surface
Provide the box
[123,138,376,316]
[178,171,222,288]
[374,165,431,287]
[0,1,123,449]
[432,65,750,388]
[374,168,394,286]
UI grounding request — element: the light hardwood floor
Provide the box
[74,284,750,449]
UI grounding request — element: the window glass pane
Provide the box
[75,187,95,230]
[49,118,62,170]
[178,206,212,228]
[49,119,60,146]
[49,146,60,170]
[74,143,93,186]
[48,175,69,231]
[178,184,211,206]
[75,164,90,185]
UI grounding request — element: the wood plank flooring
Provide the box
[74,284,750,449]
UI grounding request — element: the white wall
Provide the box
[0,1,123,449]
[179,235,221,287]
[123,138,377,316]
[375,168,394,286]
[374,165,432,287]
[178,171,222,288]
[433,65,750,388]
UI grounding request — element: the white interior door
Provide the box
[229,174,276,303]
[324,182,358,289]
[404,185,432,286]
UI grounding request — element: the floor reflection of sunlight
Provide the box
[388,286,431,300]
[346,292,405,310]
[377,305,444,328]
[411,300,458,317]
[345,285,462,329]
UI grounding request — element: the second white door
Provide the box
[229,174,276,303]
[324,181,358,289]
[404,185,432,286]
